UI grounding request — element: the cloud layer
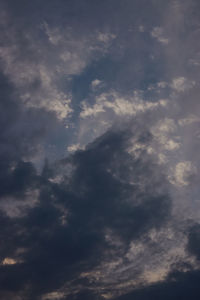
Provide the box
[0,0,200,299]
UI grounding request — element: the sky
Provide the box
[0,0,200,299]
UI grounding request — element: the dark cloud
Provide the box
[187,223,200,261]
[113,220,200,300]
[0,0,200,299]
[114,269,200,300]
[0,128,171,299]
[0,72,63,160]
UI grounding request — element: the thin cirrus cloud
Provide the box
[0,0,200,299]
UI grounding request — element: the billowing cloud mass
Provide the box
[0,0,200,299]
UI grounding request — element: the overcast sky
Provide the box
[0,0,200,299]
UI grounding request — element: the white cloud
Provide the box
[158,153,168,164]
[91,79,102,89]
[0,19,116,120]
[67,143,83,153]
[43,22,62,45]
[171,77,195,92]
[157,81,168,88]
[97,32,116,44]
[79,224,198,298]
[80,101,105,118]
[170,161,197,186]
[80,91,168,118]
[151,27,169,44]
[42,291,65,300]
[164,139,180,150]
[154,135,180,151]
[0,44,73,120]
[151,118,181,153]
[155,118,177,133]
[178,114,200,126]
[0,189,39,218]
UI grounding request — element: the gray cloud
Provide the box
[0,0,200,299]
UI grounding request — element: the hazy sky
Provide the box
[0,0,200,299]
